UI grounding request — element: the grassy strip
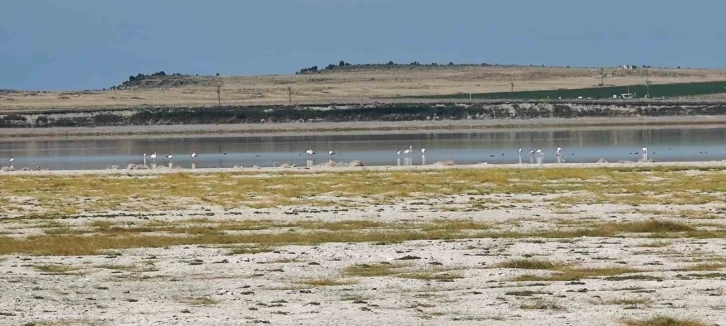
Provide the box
[512,267,641,282]
[2,167,725,215]
[0,218,719,256]
[621,315,708,326]
[406,80,726,100]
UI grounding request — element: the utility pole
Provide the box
[645,69,651,98]
[217,85,221,105]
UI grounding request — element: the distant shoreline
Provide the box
[0,115,725,139]
[3,160,726,176]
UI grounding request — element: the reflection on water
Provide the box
[0,127,725,170]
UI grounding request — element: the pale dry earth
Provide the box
[3,66,726,109]
[1,163,726,325]
[1,160,726,176]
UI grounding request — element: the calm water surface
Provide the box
[1,127,725,170]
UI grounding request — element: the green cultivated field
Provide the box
[408,80,726,100]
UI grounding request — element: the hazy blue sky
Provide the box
[1,0,724,90]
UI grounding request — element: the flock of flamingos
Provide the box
[1,146,652,171]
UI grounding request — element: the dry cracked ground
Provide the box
[1,166,726,325]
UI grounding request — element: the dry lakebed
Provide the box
[1,162,726,325]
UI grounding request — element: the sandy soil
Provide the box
[1,160,726,177]
[2,66,725,109]
[1,162,726,325]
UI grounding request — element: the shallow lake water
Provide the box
[1,126,725,170]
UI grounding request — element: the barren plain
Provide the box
[1,162,726,325]
[3,66,726,110]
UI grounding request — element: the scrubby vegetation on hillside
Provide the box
[111,71,217,90]
[295,61,496,74]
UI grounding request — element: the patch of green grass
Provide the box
[613,220,695,233]
[407,80,726,100]
[42,227,86,235]
[94,264,139,272]
[344,263,409,277]
[341,294,371,302]
[604,298,652,306]
[494,259,564,270]
[397,271,463,282]
[603,275,663,281]
[504,290,549,297]
[225,245,276,255]
[683,272,726,279]
[637,241,672,248]
[32,264,83,274]
[344,263,461,281]
[519,300,563,310]
[674,262,726,272]
[420,219,490,231]
[296,220,386,231]
[513,266,642,282]
[621,315,708,326]
[180,296,218,306]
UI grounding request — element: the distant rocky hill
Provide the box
[111,71,219,90]
[295,61,496,74]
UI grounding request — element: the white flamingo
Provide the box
[403,145,412,155]
[396,150,401,156]
[556,147,562,156]
[421,148,426,154]
[535,149,544,164]
[641,147,648,162]
[150,152,157,165]
[192,152,198,159]
[518,149,522,164]
[328,150,336,156]
[143,153,147,166]
[305,149,315,155]
[166,154,173,161]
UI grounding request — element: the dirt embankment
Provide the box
[2,101,726,130]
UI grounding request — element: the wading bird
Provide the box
[535,149,544,164]
[518,149,522,164]
[150,152,157,165]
